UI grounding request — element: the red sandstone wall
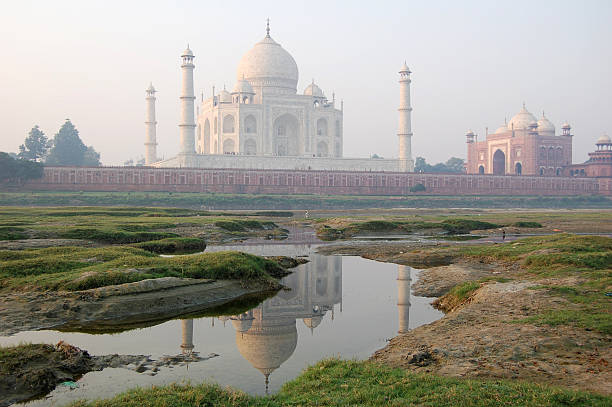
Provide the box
[17,166,612,196]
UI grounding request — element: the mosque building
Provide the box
[145,21,414,172]
[465,104,573,176]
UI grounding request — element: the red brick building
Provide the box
[564,135,612,178]
[466,105,572,176]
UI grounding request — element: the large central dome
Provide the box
[236,33,299,94]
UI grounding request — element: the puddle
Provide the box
[1,244,443,405]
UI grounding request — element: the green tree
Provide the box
[0,152,44,184]
[18,125,49,162]
[445,157,465,173]
[46,119,101,166]
[414,156,465,173]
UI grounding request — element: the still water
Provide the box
[1,244,443,406]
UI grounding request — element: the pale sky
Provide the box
[1,0,611,165]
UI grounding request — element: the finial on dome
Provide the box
[266,18,270,37]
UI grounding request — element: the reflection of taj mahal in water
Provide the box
[178,257,412,391]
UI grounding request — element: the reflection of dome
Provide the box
[218,89,232,103]
[597,134,611,145]
[508,105,538,130]
[303,315,323,329]
[304,81,324,98]
[236,33,299,94]
[235,323,297,376]
[231,312,254,333]
[233,79,254,94]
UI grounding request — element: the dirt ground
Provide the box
[319,243,612,395]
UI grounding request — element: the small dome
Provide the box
[218,89,232,103]
[465,130,475,136]
[182,47,194,57]
[233,79,254,94]
[508,104,538,131]
[495,125,508,135]
[146,83,155,92]
[596,134,611,145]
[304,81,324,98]
[562,122,571,130]
[399,62,410,73]
[537,114,555,135]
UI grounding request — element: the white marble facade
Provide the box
[151,22,413,172]
[196,25,343,159]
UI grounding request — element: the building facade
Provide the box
[149,22,413,172]
[564,135,612,177]
[466,105,572,176]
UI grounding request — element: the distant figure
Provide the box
[502,229,506,241]
[305,210,309,219]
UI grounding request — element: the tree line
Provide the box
[1,120,101,184]
[414,156,465,173]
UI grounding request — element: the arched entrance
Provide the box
[244,139,257,155]
[493,150,506,175]
[223,138,235,154]
[316,141,328,157]
[515,162,522,175]
[273,114,299,156]
[478,165,485,174]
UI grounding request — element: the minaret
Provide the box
[397,265,411,333]
[179,46,196,155]
[180,319,194,355]
[398,62,414,172]
[144,83,157,165]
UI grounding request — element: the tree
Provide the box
[46,120,101,166]
[414,156,465,173]
[83,146,101,166]
[18,125,49,162]
[0,152,44,184]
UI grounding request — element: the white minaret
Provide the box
[397,265,411,333]
[144,83,157,165]
[398,62,414,172]
[179,46,196,155]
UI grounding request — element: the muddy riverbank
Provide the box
[318,236,612,395]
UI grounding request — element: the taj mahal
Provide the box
[145,21,414,172]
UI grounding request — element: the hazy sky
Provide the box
[1,0,611,165]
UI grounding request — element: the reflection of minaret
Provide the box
[180,319,194,355]
[397,265,411,333]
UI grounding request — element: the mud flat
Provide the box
[0,277,278,337]
[319,234,612,395]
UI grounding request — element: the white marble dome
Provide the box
[233,79,254,94]
[218,89,232,103]
[236,35,299,94]
[537,114,555,135]
[182,47,193,57]
[597,134,611,144]
[304,81,324,98]
[495,125,509,134]
[508,105,538,130]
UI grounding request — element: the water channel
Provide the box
[1,243,443,406]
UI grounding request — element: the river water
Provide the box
[1,244,443,406]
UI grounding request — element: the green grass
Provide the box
[68,359,611,407]
[455,234,612,333]
[131,237,206,254]
[0,247,287,292]
[0,226,28,240]
[214,220,276,232]
[513,221,543,228]
[1,191,611,209]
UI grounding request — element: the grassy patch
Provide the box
[0,247,287,292]
[433,281,481,312]
[0,226,29,240]
[439,219,499,234]
[68,359,611,407]
[131,237,206,254]
[214,220,276,232]
[513,221,543,228]
[457,234,612,333]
